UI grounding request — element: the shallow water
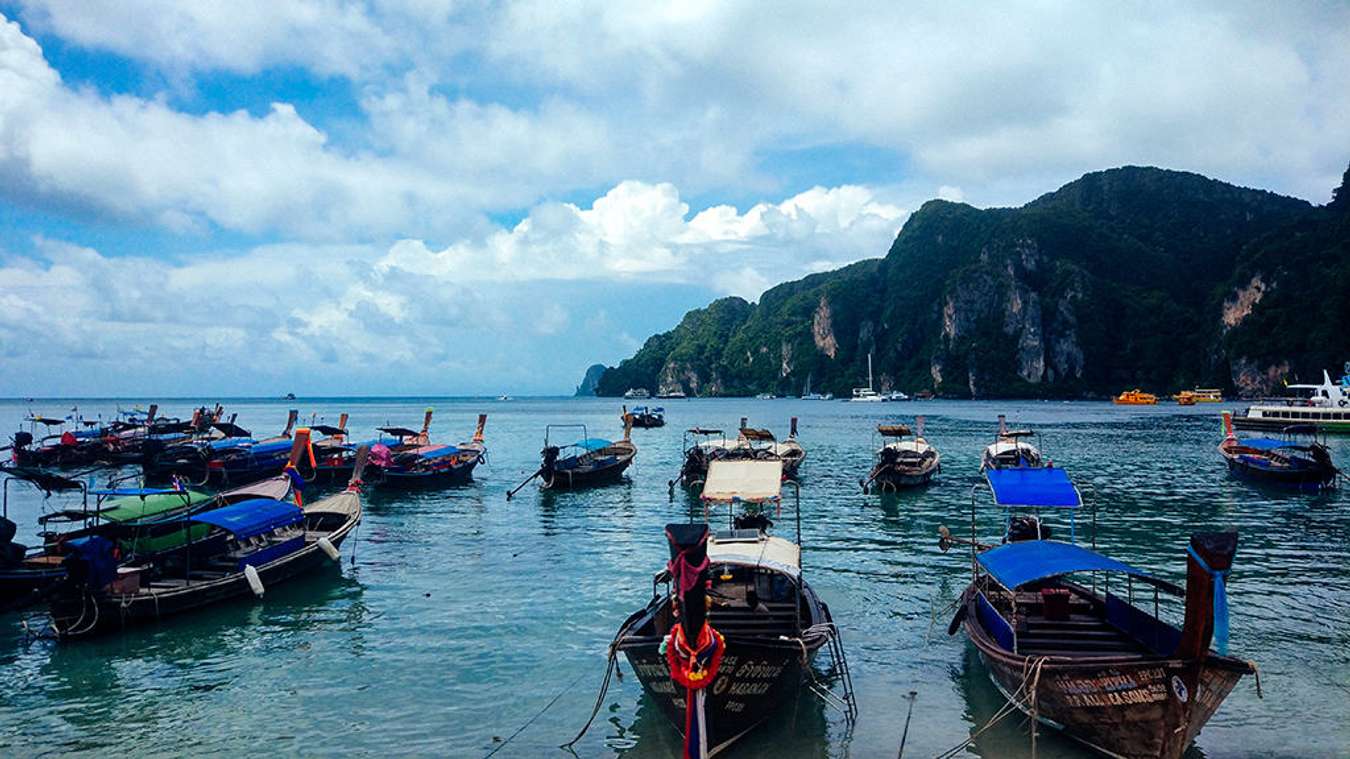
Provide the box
[1,398,1347,758]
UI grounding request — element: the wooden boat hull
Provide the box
[616,596,831,756]
[961,588,1250,759]
[370,458,480,488]
[868,464,937,490]
[1222,456,1335,492]
[543,457,632,489]
[543,442,635,490]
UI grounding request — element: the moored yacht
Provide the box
[850,353,884,402]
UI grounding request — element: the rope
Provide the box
[559,626,628,750]
[1248,660,1263,699]
[482,669,588,758]
[896,691,918,759]
[932,656,1048,759]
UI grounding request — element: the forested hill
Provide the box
[595,164,1350,398]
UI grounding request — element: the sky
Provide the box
[0,2,1347,396]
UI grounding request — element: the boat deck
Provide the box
[1012,590,1151,658]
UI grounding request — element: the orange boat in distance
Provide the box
[1113,389,1159,405]
[1174,391,1198,405]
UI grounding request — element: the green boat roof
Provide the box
[100,490,207,523]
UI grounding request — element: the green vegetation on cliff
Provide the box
[596,165,1349,398]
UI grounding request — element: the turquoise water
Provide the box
[1,398,1347,758]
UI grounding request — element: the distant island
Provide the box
[574,363,607,396]
[590,164,1350,399]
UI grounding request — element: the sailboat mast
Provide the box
[868,353,874,391]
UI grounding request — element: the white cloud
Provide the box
[377,180,905,298]
[0,180,902,393]
[13,0,401,77]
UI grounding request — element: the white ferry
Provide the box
[1231,365,1350,433]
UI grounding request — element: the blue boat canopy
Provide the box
[573,438,613,452]
[978,540,1168,591]
[985,467,1081,508]
[193,498,303,540]
[90,487,189,497]
[208,437,257,451]
[414,444,461,460]
[1235,437,1303,451]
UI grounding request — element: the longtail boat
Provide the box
[144,410,299,485]
[981,414,1043,470]
[673,418,805,488]
[625,405,666,428]
[508,416,635,496]
[7,413,112,468]
[943,465,1255,758]
[862,415,940,493]
[1218,412,1339,492]
[1,436,305,610]
[614,460,854,757]
[47,442,366,638]
[364,413,487,487]
[951,535,1255,759]
[308,414,353,481]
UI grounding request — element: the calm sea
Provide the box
[1,398,1347,758]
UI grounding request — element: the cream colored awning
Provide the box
[708,533,800,578]
[700,460,783,503]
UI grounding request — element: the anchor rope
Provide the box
[932,656,1048,759]
[482,669,589,758]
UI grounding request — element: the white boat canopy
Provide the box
[700,460,783,503]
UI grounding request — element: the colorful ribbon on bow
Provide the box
[1188,545,1230,655]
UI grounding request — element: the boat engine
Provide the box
[734,512,774,532]
[1006,515,1051,543]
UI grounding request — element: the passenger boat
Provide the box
[862,416,940,492]
[47,446,367,637]
[944,468,1255,759]
[364,414,488,487]
[981,415,1043,470]
[1218,413,1339,492]
[614,460,854,757]
[1173,391,1198,406]
[1113,389,1158,405]
[624,388,651,399]
[1190,388,1224,403]
[626,405,666,429]
[508,417,636,496]
[1231,366,1350,434]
